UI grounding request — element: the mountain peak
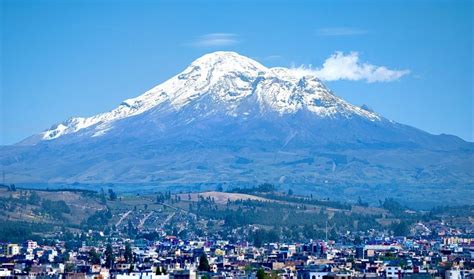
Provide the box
[33,52,381,142]
[192,51,265,67]
[188,51,268,77]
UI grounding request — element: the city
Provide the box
[1,1,473,279]
[0,185,473,278]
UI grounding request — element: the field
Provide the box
[177,191,270,204]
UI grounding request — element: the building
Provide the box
[3,244,20,257]
[385,266,401,279]
[24,240,38,251]
[445,269,462,279]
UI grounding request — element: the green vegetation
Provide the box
[0,220,52,242]
[88,248,101,265]
[229,183,350,210]
[382,198,406,215]
[82,210,112,229]
[105,243,114,268]
[124,242,133,263]
[198,253,210,272]
[185,193,382,242]
[229,183,277,194]
[391,221,410,236]
[40,200,71,219]
[108,189,117,201]
[251,229,279,247]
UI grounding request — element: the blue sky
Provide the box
[1,0,472,144]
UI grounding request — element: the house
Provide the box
[385,266,401,279]
[0,268,11,277]
[297,269,328,279]
[445,269,462,279]
[3,244,20,257]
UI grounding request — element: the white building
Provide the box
[0,268,11,277]
[445,269,462,279]
[385,266,401,279]
[3,244,20,257]
[24,240,38,251]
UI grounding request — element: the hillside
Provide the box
[1,186,473,244]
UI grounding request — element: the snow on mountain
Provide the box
[3,52,473,205]
[40,51,379,141]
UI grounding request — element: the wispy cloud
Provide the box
[264,55,282,60]
[189,33,239,47]
[261,55,283,62]
[290,52,410,83]
[316,27,368,36]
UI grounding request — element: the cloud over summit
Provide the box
[190,33,239,47]
[291,52,410,83]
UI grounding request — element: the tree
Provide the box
[354,235,362,245]
[357,197,368,207]
[100,189,107,204]
[253,230,263,247]
[124,242,133,264]
[257,183,275,192]
[28,191,41,205]
[156,266,165,275]
[198,253,210,272]
[256,268,266,279]
[65,263,75,273]
[382,198,405,214]
[105,243,115,268]
[108,189,117,201]
[287,189,294,196]
[156,192,165,203]
[88,248,101,265]
[392,221,410,236]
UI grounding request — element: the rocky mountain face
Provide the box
[1,52,473,202]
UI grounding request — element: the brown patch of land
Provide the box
[178,191,271,204]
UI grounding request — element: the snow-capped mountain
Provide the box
[34,51,378,142]
[2,52,473,205]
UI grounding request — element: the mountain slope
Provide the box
[1,52,473,201]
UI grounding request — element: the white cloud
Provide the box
[190,33,239,47]
[316,27,368,36]
[290,52,410,83]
